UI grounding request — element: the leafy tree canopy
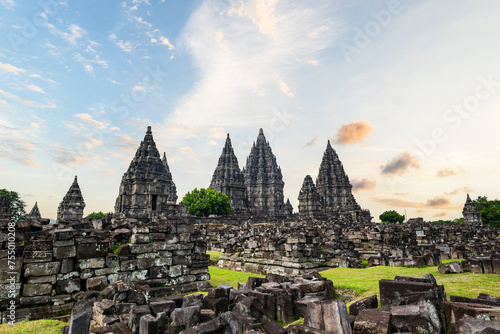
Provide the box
[473,196,500,228]
[86,211,112,219]
[379,210,405,223]
[182,188,231,217]
[0,188,27,224]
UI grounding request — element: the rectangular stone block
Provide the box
[22,283,52,297]
[130,243,153,254]
[54,246,77,259]
[77,242,110,259]
[23,251,53,263]
[0,259,22,283]
[27,275,56,285]
[131,234,149,244]
[0,283,21,299]
[25,240,53,251]
[55,278,81,294]
[77,258,106,270]
[24,262,61,277]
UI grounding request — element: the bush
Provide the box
[86,211,112,219]
[0,189,26,223]
[182,188,231,217]
[379,210,405,223]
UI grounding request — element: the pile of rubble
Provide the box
[60,270,500,334]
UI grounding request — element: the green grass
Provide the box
[209,266,265,288]
[207,250,223,264]
[0,319,67,334]
[320,264,500,304]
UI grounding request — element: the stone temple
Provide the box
[57,176,86,223]
[242,129,292,219]
[114,126,177,219]
[209,134,248,215]
[298,141,371,222]
[27,202,42,219]
[0,193,10,223]
[462,194,482,224]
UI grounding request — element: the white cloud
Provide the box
[26,84,46,94]
[273,73,294,97]
[0,89,56,108]
[151,35,175,50]
[47,23,87,45]
[228,0,279,38]
[0,0,15,10]
[0,62,26,75]
[74,113,108,130]
[109,33,134,53]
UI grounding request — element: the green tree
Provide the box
[182,188,231,217]
[473,196,500,228]
[0,189,27,223]
[86,211,112,219]
[379,210,405,223]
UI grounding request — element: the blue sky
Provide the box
[1,0,500,221]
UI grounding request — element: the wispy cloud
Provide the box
[0,89,56,108]
[0,123,38,167]
[380,151,420,175]
[26,84,46,94]
[372,196,422,208]
[74,113,109,130]
[304,135,319,147]
[0,0,15,10]
[334,120,375,144]
[436,167,465,177]
[352,178,376,192]
[445,187,474,196]
[109,33,134,53]
[0,62,26,75]
[46,22,87,46]
[426,196,450,207]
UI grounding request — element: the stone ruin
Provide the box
[114,126,178,220]
[209,134,248,215]
[57,176,86,224]
[462,193,482,224]
[298,141,371,223]
[58,270,500,334]
[27,201,42,220]
[0,193,10,222]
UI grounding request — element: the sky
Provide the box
[1,0,500,221]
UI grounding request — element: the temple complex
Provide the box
[462,194,482,224]
[209,134,248,215]
[298,141,371,222]
[27,201,41,219]
[242,129,290,219]
[114,126,177,219]
[56,176,86,223]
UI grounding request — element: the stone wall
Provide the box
[206,220,500,274]
[0,217,210,323]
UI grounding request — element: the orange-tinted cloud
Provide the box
[352,178,376,192]
[335,120,375,144]
[436,167,465,177]
[381,151,420,175]
[445,187,474,196]
[304,135,319,147]
[433,212,447,217]
[426,196,450,207]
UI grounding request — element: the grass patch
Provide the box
[0,319,67,334]
[207,250,223,265]
[320,265,500,305]
[209,266,264,288]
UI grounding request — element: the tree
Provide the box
[473,196,500,228]
[379,210,405,223]
[182,188,231,217]
[0,189,27,223]
[86,211,112,219]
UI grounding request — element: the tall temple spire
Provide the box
[298,175,322,220]
[462,194,482,224]
[27,201,42,219]
[209,134,247,214]
[243,128,288,218]
[314,141,368,223]
[57,176,85,223]
[114,126,177,219]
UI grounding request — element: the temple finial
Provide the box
[147,126,152,134]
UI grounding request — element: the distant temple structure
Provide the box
[57,176,86,223]
[298,141,371,223]
[27,202,42,219]
[114,126,178,219]
[242,129,292,219]
[0,193,11,223]
[462,194,482,224]
[209,134,248,215]
[298,175,323,220]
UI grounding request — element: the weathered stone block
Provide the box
[353,309,390,334]
[54,246,77,259]
[27,275,56,285]
[22,283,52,297]
[56,279,81,294]
[68,300,92,334]
[349,295,378,316]
[77,243,109,259]
[77,258,106,270]
[24,262,61,277]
